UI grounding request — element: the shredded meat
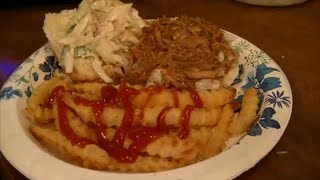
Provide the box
[124,16,238,88]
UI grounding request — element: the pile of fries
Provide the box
[26,77,259,172]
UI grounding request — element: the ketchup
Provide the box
[178,105,196,139]
[188,89,203,108]
[177,89,203,139]
[157,107,171,132]
[230,101,241,112]
[138,85,164,121]
[75,84,142,163]
[46,83,205,163]
[44,86,65,109]
[49,86,94,148]
[170,88,179,107]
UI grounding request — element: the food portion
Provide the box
[27,77,259,171]
[26,0,260,173]
[44,0,238,89]
[124,16,238,88]
[44,0,146,82]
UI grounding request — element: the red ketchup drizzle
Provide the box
[112,84,139,146]
[126,106,171,155]
[74,84,150,163]
[48,86,94,148]
[111,105,134,147]
[44,86,65,109]
[188,89,203,108]
[230,101,241,112]
[138,86,164,121]
[49,83,205,163]
[178,105,196,139]
[73,86,115,148]
[127,126,163,154]
[178,89,204,139]
[170,88,179,107]
[157,107,171,132]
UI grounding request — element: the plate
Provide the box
[0,31,292,180]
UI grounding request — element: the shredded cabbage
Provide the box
[57,0,146,82]
[92,59,113,83]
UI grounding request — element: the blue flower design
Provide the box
[259,77,281,92]
[241,64,281,92]
[39,56,60,81]
[249,123,262,136]
[266,90,290,109]
[241,72,256,90]
[25,86,32,98]
[0,86,22,100]
[249,107,281,136]
[259,107,281,129]
[238,63,290,136]
[32,72,39,82]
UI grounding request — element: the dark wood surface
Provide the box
[1,0,319,179]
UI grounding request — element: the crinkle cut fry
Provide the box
[63,95,222,128]
[25,77,67,124]
[26,79,260,172]
[106,127,212,161]
[132,87,236,109]
[202,104,234,159]
[30,125,112,169]
[229,87,259,135]
[26,79,234,125]
[101,127,212,161]
[52,100,213,160]
[52,100,97,142]
[30,125,192,172]
[72,82,106,99]
[61,82,235,109]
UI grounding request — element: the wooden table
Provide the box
[1,0,319,179]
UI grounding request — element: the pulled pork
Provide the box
[124,16,238,88]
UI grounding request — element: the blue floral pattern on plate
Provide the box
[231,38,291,136]
[0,44,59,98]
[0,86,22,100]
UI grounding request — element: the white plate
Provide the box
[0,31,292,180]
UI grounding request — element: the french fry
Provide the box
[132,87,236,109]
[202,104,234,158]
[64,95,222,128]
[25,77,67,124]
[228,88,259,135]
